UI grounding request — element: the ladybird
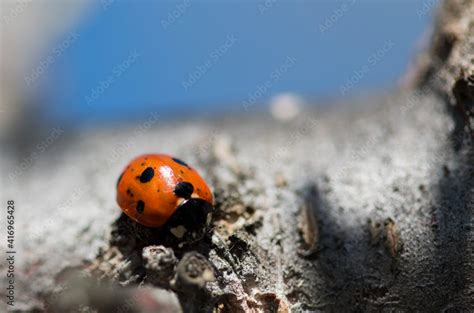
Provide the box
[116,154,214,236]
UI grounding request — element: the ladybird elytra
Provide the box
[116,154,214,228]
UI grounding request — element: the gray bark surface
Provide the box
[1,1,472,312]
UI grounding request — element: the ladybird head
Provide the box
[165,198,214,244]
[116,154,214,243]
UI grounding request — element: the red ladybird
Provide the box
[116,154,214,237]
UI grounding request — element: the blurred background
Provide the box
[1,0,437,133]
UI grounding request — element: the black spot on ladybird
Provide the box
[172,157,190,168]
[141,162,145,166]
[136,200,145,213]
[174,182,194,199]
[140,167,154,183]
[116,172,124,188]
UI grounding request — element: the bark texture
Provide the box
[1,1,473,312]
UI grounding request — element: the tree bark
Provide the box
[1,0,473,312]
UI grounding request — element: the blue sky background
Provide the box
[30,0,437,124]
